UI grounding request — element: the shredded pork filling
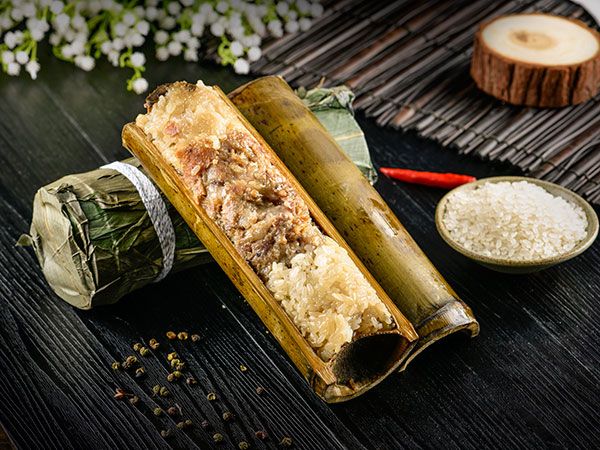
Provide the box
[136,81,393,360]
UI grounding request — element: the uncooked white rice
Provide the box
[442,181,588,261]
[266,237,393,361]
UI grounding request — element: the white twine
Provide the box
[102,161,175,282]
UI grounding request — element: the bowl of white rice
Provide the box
[435,176,598,273]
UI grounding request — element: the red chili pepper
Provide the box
[380,167,476,189]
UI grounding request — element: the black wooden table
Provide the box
[1,54,599,450]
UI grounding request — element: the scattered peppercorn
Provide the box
[176,421,185,430]
[174,362,186,371]
[159,386,170,397]
[186,377,197,386]
[167,373,175,383]
[152,385,161,395]
[191,334,201,342]
[167,352,179,362]
[133,343,142,352]
[139,347,150,357]
[170,358,181,368]
[213,433,224,444]
[222,411,233,422]
[207,392,217,401]
[255,430,268,441]
[153,407,163,417]
[113,388,128,400]
[172,370,183,379]
[166,331,176,340]
[167,406,179,417]
[149,338,160,350]
[111,361,121,371]
[280,437,293,447]
[135,367,146,379]
[160,429,172,439]
[184,419,193,428]
[255,386,266,396]
[239,364,248,372]
[177,331,189,341]
[129,395,139,406]
[238,441,250,450]
[201,420,211,430]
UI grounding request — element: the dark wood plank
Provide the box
[0,46,599,450]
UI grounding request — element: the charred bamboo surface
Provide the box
[230,76,479,368]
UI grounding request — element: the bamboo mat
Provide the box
[250,0,600,204]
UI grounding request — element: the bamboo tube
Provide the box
[122,84,417,402]
[230,76,479,369]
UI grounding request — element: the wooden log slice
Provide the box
[471,14,600,107]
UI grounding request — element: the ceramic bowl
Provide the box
[435,176,599,274]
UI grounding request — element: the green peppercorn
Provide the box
[167,373,175,383]
[280,437,293,447]
[176,421,185,430]
[159,386,170,397]
[111,361,121,371]
[172,370,182,379]
[238,441,250,450]
[175,362,186,371]
[222,411,233,422]
[152,385,161,395]
[239,364,248,372]
[186,377,197,386]
[160,429,172,439]
[153,407,163,417]
[133,343,142,352]
[167,352,178,362]
[139,347,150,357]
[170,358,180,368]
[213,433,223,444]
[191,334,201,342]
[123,355,137,369]
[135,367,146,378]
[129,395,139,406]
[184,419,193,428]
[207,392,217,401]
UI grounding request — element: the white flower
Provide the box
[247,15,266,36]
[50,1,64,14]
[247,46,261,62]
[154,30,169,45]
[276,2,289,16]
[187,37,200,49]
[287,10,298,21]
[267,20,283,38]
[145,6,159,21]
[114,22,127,37]
[175,30,191,43]
[22,3,37,18]
[132,77,148,94]
[200,3,214,15]
[107,50,120,66]
[15,51,29,65]
[285,20,299,34]
[299,18,312,31]
[310,2,324,17]
[167,40,182,56]
[122,12,136,27]
[160,16,176,30]
[130,52,145,67]
[10,7,24,22]
[0,15,13,30]
[112,38,124,51]
[6,62,20,76]
[53,13,70,31]
[210,21,225,37]
[180,0,194,6]
[167,2,181,15]
[155,46,169,61]
[125,32,144,47]
[87,1,102,15]
[70,39,85,55]
[233,58,250,74]
[184,48,198,62]
[71,15,86,31]
[4,32,18,49]
[136,20,150,36]
[230,41,244,57]
[133,6,145,17]
[100,41,112,54]
[25,60,40,79]
[1,51,14,64]
[30,28,45,41]
[297,0,311,15]
[49,33,61,46]
[75,55,95,71]
[216,1,229,14]
[191,22,204,37]
[242,34,261,47]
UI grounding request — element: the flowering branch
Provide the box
[0,0,324,93]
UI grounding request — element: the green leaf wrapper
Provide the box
[19,86,376,309]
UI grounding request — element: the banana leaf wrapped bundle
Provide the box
[18,86,376,310]
[229,77,479,367]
